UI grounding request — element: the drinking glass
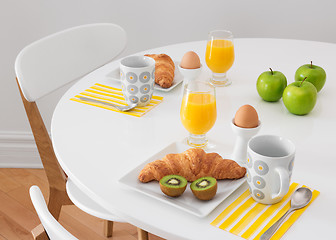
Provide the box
[180,81,217,148]
[205,30,234,87]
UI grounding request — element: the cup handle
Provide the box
[272,168,290,200]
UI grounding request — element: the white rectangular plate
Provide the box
[106,61,183,92]
[119,141,246,217]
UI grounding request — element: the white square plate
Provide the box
[119,141,246,217]
[106,61,183,92]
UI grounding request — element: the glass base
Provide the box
[210,72,231,87]
[187,134,208,148]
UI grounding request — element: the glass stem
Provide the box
[210,72,231,87]
[187,134,208,148]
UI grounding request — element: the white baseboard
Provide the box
[0,131,43,168]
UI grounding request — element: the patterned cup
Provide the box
[246,135,295,204]
[120,56,155,107]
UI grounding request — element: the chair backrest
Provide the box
[15,23,127,102]
[14,23,126,216]
[30,185,78,240]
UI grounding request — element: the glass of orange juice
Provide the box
[205,30,234,87]
[180,81,217,148]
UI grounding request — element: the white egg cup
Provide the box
[178,65,202,86]
[231,119,261,166]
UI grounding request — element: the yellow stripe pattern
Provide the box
[70,83,163,117]
[211,183,319,239]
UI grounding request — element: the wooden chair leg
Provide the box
[137,228,149,240]
[104,220,113,237]
[48,187,73,220]
[31,224,49,240]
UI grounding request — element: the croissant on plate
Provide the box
[144,54,175,88]
[138,148,246,182]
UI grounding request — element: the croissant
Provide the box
[144,54,175,88]
[138,148,246,182]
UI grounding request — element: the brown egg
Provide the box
[180,51,201,69]
[234,105,259,128]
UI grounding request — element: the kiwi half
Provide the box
[190,177,217,201]
[159,175,187,197]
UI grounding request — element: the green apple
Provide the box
[295,61,326,92]
[256,68,287,102]
[282,78,317,115]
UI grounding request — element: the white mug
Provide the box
[246,135,295,204]
[120,56,155,107]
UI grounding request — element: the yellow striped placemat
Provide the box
[70,83,163,117]
[211,183,319,240]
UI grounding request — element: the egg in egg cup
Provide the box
[231,105,261,166]
[179,51,203,85]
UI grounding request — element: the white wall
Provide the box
[1,0,336,166]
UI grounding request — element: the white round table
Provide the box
[51,39,336,239]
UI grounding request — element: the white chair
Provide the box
[30,185,78,240]
[15,23,149,240]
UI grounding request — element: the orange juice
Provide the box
[205,39,234,73]
[180,93,217,135]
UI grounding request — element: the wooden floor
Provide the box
[0,168,165,240]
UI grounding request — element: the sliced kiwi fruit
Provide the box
[190,177,217,201]
[159,175,187,197]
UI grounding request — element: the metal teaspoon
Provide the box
[79,96,138,112]
[260,187,313,240]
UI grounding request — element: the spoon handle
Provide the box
[260,208,293,240]
[79,97,122,111]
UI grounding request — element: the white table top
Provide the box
[51,38,336,240]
